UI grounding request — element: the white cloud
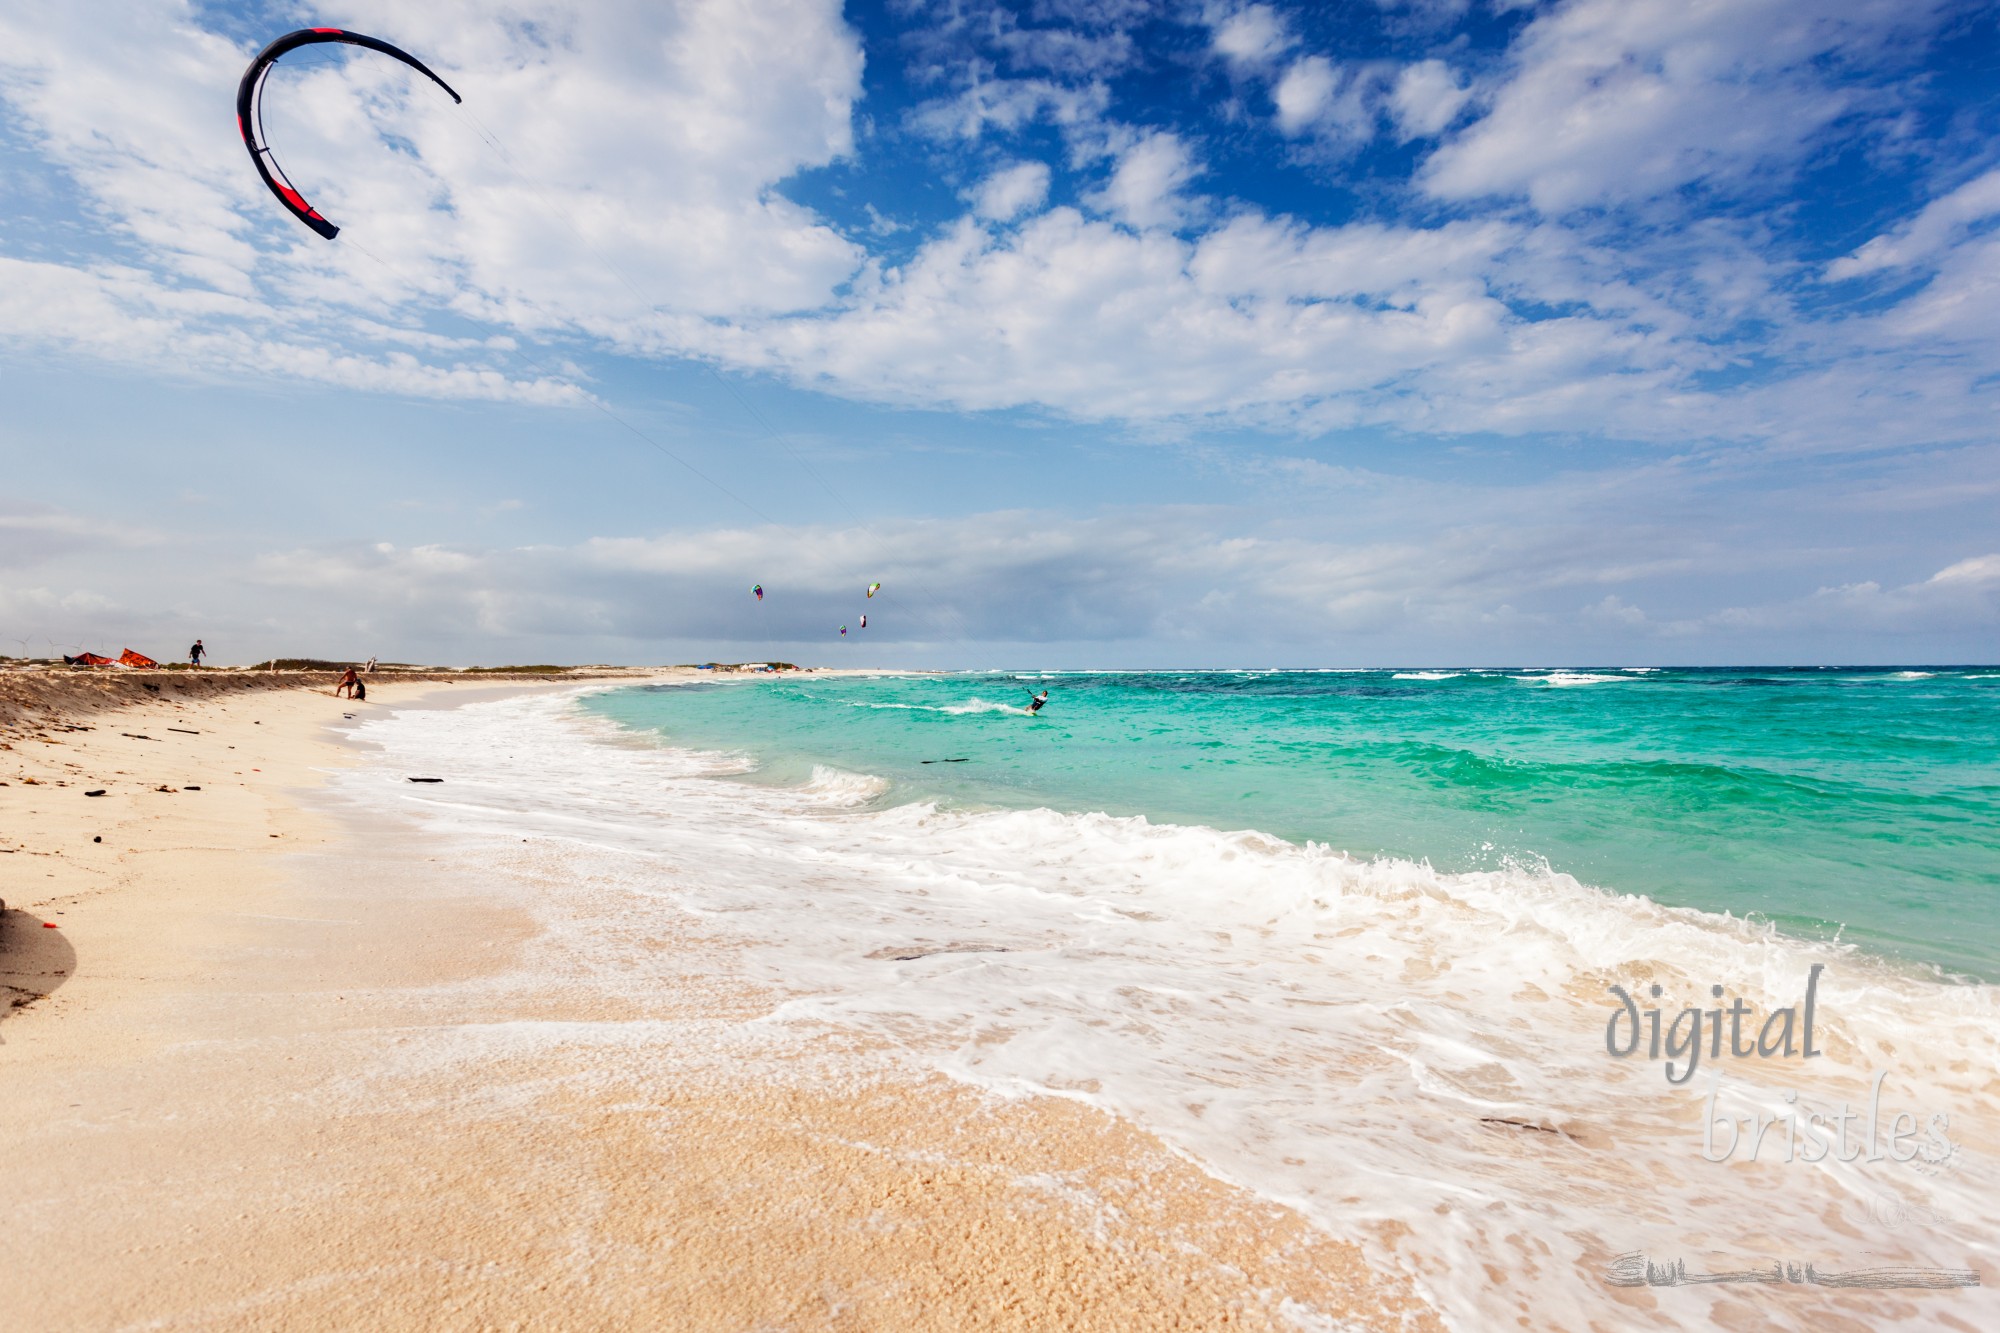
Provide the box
[1273,56,1339,134]
[1208,4,1293,71]
[1929,554,2000,587]
[0,255,582,404]
[728,208,1538,426]
[1817,170,2000,355]
[1390,59,1471,140]
[968,161,1052,222]
[908,77,1111,141]
[1265,55,1397,151]
[1086,132,1202,230]
[0,0,866,395]
[0,0,1993,459]
[1827,166,2000,277]
[1422,0,1945,213]
[1584,594,1648,626]
[1702,555,2000,637]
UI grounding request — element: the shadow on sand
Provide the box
[0,905,76,1038]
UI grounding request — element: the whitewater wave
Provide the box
[1392,671,1463,681]
[848,697,1027,716]
[799,765,891,806]
[1521,671,1634,687]
[335,689,2000,1331]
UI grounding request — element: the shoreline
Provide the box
[0,672,1439,1329]
[425,680,2000,1326]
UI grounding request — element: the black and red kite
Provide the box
[236,28,461,240]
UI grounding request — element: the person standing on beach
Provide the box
[335,666,358,698]
[189,639,205,668]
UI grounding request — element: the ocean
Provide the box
[590,666,2000,982]
[344,667,2000,1327]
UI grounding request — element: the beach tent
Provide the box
[64,652,115,667]
[119,649,159,669]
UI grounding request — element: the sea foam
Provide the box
[338,689,2000,1329]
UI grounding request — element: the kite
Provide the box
[858,614,867,629]
[237,28,462,240]
[119,648,159,669]
[839,625,848,636]
[867,583,881,598]
[752,584,764,601]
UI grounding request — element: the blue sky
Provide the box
[2,0,1998,666]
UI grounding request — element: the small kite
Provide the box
[752,584,763,601]
[839,625,848,636]
[237,29,462,240]
[858,614,867,629]
[867,582,881,598]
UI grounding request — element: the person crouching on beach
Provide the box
[335,666,359,698]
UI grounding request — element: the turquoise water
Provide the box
[585,667,2000,980]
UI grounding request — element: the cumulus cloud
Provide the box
[1389,59,1471,139]
[1928,554,2000,587]
[1208,3,1294,71]
[0,0,1993,458]
[1272,56,1340,134]
[1086,132,1203,230]
[968,161,1053,221]
[0,0,866,397]
[1703,555,2000,637]
[1422,0,1945,213]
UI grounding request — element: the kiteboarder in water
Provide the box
[1027,689,1049,714]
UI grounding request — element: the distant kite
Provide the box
[867,583,881,598]
[237,28,462,240]
[839,625,848,636]
[858,614,867,629]
[752,584,763,601]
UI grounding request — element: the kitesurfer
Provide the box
[1027,689,1049,714]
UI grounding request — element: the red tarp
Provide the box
[118,648,159,669]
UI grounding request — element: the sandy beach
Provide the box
[0,672,1436,1331]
